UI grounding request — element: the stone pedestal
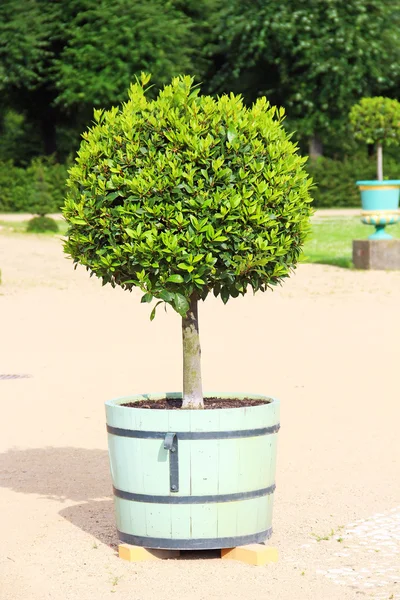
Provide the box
[353,239,400,270]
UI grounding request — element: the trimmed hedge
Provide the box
[0,158,69,213]
[0,161,27,212]
[307,155,400,208]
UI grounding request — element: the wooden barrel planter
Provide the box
[106,393,280,550]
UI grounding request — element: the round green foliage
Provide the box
[27,216,59,233]
[349,97,400,146]
[63,75,313,317]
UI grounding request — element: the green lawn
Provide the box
[301,217,400,268]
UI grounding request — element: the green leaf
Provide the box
[159,290,174,302]
[125,228,135,238]
[141,293,153,303]
[221,288,230,304]
[150,301,163,321]
[173,293,189,317]
[227,128,237,143]
[106,191,120,201]
[166,274,184,283]
[140,72,151,86]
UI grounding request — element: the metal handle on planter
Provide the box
[164,433,179,493]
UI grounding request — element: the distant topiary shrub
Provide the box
[349,97,400,180]
[23,158,69,216]
[26,216,59,233]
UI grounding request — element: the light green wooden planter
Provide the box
[105,393,280,550]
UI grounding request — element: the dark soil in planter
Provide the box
[122,398,270,410]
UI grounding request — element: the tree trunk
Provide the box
[182,294,203,409]
[308,135,323,160]
[377,143,383,181]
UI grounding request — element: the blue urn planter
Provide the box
[357,180,400,239]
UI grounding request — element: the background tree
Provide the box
[1,0,400,213]
[0,0,61,155]
[54,0,200,109]
[209,0,400,157]
[0,0,211,160]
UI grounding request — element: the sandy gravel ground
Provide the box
[0,231,399,600]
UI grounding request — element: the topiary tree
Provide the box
[25,159,60,232]
[63,74,313,408]
[349,97,400,181]
[26,215,59,233]
[26,160,56,217]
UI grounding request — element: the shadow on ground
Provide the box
[0,447,236,557]
[0,447,110,500]
[60,499,117,548]
[0,447,117,546]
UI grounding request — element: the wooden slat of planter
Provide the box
[106,394,280,548]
